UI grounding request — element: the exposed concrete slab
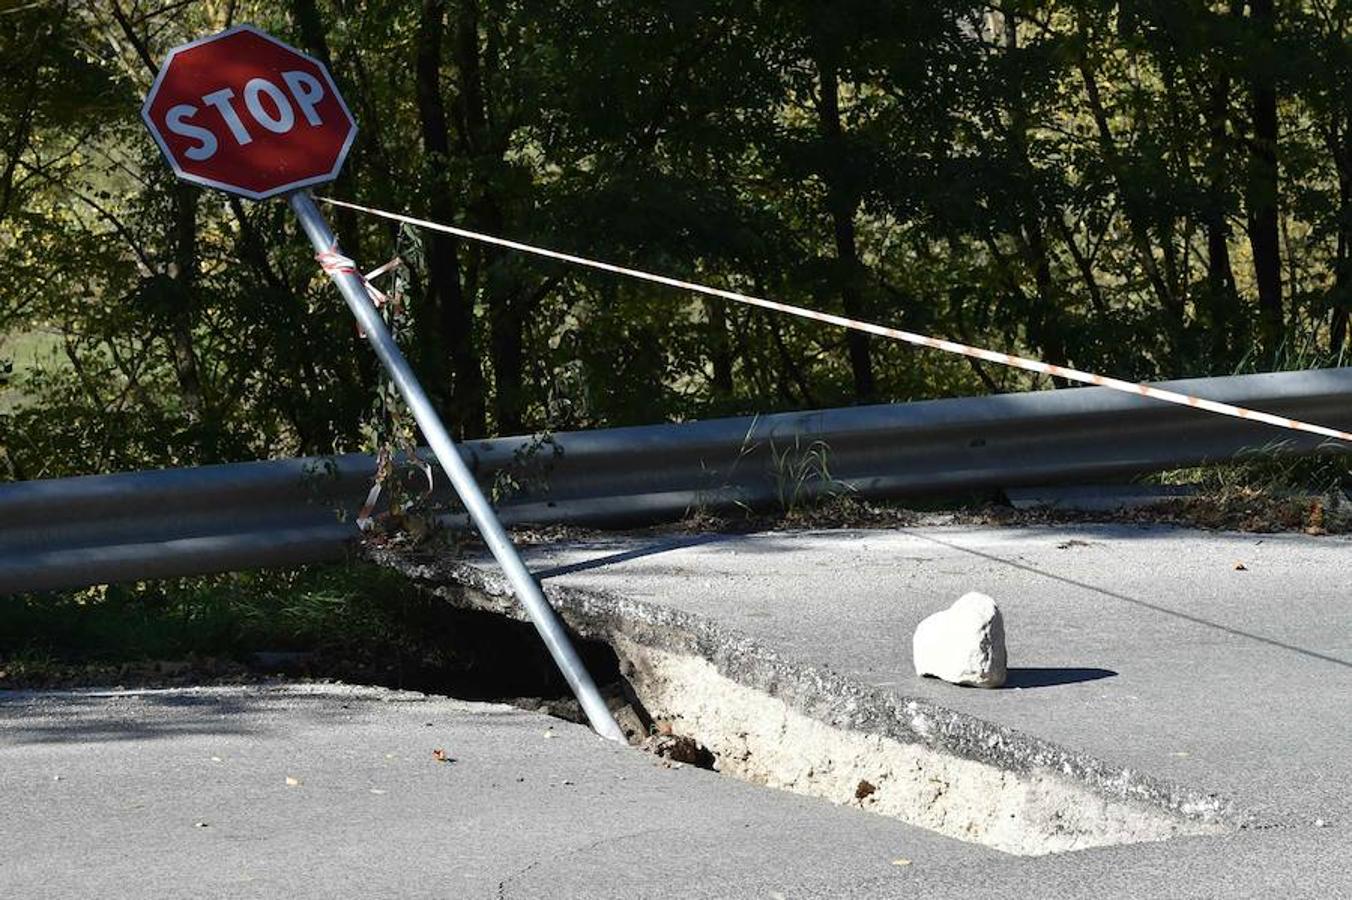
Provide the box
[372,523,1350,893]
[498,525,1351,827]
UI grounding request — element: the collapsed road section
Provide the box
[368,543,1239,857]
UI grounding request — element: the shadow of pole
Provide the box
[532,532,743,580]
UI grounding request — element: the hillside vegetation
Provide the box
[3,1,1350,480]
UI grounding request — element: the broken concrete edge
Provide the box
[367,545,1252,833]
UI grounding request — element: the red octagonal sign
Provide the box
[141,24,356,200]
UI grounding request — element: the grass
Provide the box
[0,327,64,413]
[0,563,463,688]
[1141,439,1352,533]
[1151,443,1352,497]
[769,436,852,515]
[663,448,1352,536]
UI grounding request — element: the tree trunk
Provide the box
[107,1,206,427]
[707,300,734,397]
[1078,57,1177,329]
[1003,13,1068,381]
[1072,12,1181,366]
[415,0,485,436]
[814,54,875,402]
[168,184,204,419]
[451,0,524,435]
[1246,0,1283,358]
[0,53,39,225]
[1021,217,1069,381]
[1051,214,1106,317]
[1330,115,1352,356]
[289,0,332,69]
[1204,61,1241,369]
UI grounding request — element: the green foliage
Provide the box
[0,564,432,666]
[1155,440,1352,498]
[490,429,563,505]
[2,1,1351,482]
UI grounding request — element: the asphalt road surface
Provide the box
[3,523,1350,898]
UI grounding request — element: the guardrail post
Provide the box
[288,190,625,743]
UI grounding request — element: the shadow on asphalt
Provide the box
[0,688,407,745]
[532,532,755,580]
[0,685,574,748]
[1002,667,1117,689]
[0,689,267,744]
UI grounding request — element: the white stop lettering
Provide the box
[163,70,328,161]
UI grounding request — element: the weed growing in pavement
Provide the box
[685,414,762,522]
[770,436,855,516]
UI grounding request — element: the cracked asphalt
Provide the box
[3,523,1350,897]
[523,524,1352,827]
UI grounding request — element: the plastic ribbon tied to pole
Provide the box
[317,243,403,318]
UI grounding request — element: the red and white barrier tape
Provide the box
[319,197,1352,444]
[316,241,403,334]
[315,243,357,276]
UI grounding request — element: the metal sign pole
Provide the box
[288,190,625,743]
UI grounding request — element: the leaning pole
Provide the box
[139,23,624,743]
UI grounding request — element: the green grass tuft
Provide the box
[0,563,456,686]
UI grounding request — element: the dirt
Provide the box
[366,483,1352,561]
[949,491,1350,535]
[639,731,717,769]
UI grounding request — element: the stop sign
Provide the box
[141,24,356,200]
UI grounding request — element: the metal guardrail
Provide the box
[2,367,1349,594]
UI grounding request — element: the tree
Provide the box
[4,0,1349,482]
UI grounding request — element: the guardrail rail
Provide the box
[2,367,1349,593]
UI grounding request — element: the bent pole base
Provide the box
[288,189,626,744]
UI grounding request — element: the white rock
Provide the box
[912,592,1007,688]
